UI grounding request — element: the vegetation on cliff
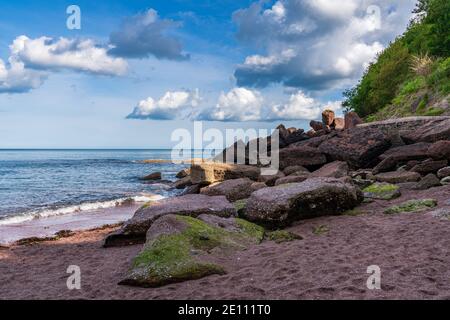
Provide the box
[343,0,449,120]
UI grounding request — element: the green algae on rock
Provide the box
[120,215,264,288]
[266,230,303,243]
[384,199,438,215]
[363,183,401,200]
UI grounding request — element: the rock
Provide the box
[279,146,327,170]
[119,214,264,288]
[103,194,236,247]
[353,178,374,189]
[266,230,303,243]
[384,199,437,215]
[375,171,421,184]
[344,112,363,129]
[428,208,450,220]
[274,175,309,186]
[441,176,450,185]
[289,132,337,149]
[250,182,267,192]
[258,171,285,187]
[410,159,448,175]
[363,183,401,200]
[180,184,201,195]
[437,167,450,179]
[322,109,335,126]
[372,156,399,174]
[140,172,162,181]
[427,140,450,160]
[402,118,450,143]
[243,178,363,228]
[283,165,309,176]
[306,129,316,138]
[283,128,309,146]
[311,161,349,178]
[332,118,345,130]
[318,127,391,168]
[213,140,247,163]
[190,162,260,185]
[200,178,254,202]
[380,142,431,161]
[176,168,190,179]
[310,120,325,131]
[413,174,441,190]
[173,176,192,189]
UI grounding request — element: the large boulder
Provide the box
[279,146,327,170]
[190,162,260,185]
[243,178,363,228]
[427,140,450,160]
[318,127,391,168]
[332,118,345,130]
[372,142,432,174]
[322,109,335,126]
[413,174,442,190]
[311,161,349,178]
[410,159,448,175]
[403,118,450,143]
[310,120,325,132]
[344,112,364,129]
[375,171,421,184]
[119,214,264,288]
[103,194,236,247]
[200,178,254,202]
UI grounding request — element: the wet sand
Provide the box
[0,203,139,244]
[0,185,449,300]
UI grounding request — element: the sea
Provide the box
[0,149,198,227]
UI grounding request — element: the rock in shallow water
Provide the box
[243,178,363,228]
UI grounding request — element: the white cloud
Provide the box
[233,0,416,90]
[11,36,128,76]
[127,89,200,120]
[198,87,264,122]
[0,57,46,93]
[268,91,321,120]
[193,88,340,122]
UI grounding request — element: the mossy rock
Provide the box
[313,225,330,235]
[233,199,248,216]
[363,183,401,200]
[384,199,438,215]
[266,230,303,243]
[120,215,264,287]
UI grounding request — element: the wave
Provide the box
[0,194,165,226]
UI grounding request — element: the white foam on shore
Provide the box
[0,194,165,226]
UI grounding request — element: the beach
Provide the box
[1,184,449,300]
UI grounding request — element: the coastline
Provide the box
[1,185,449,299]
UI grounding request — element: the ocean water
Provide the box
[0,149,197,225]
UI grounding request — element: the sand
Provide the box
[1,185,449,300]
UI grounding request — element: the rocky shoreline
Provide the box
[99,111,450,289]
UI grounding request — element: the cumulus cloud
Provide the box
[233,0,415,90]
[11,35,128,76]
[109,9,189,60]
[127,89,200,120]
[193,88,340,122]
[196,88,264,122]
[0,57,46,93]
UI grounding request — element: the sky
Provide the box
[0,0,416,148]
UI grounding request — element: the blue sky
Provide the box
[0,0,416,148]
